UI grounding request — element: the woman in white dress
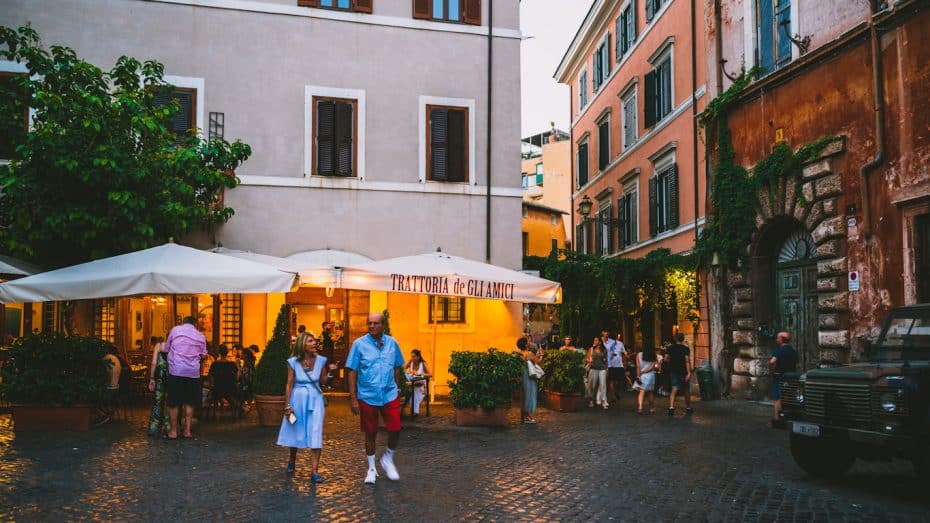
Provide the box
[278,332,331,482]
[404,349,431,417]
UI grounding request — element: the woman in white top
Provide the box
[636,345,658,415]
[405,349,431,416]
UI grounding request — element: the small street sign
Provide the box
[848,271,860,292]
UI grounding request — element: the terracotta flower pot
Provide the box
[455,406,510,427]
[12,404,94,431]
[545,391,582,412]
[254,394,286,427]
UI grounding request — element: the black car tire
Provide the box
[790,432,854,479]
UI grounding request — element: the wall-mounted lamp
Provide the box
[325,287,335,298]
[577,195,623,227]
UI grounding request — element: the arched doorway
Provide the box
[774,230,819,370]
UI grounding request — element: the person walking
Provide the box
[586,337,609,409]
[346,313,405,485]
[146,336,169,436]
[604,330,626,403]
[164,316,207,440]
[519,337,541,424]
[768,331,798,428]
[278,332,330,481]
[404,349,431,417]
[667,333,693,416]
[636,345,658,414]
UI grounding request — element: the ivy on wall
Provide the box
[530,249,698,347]
[696,66,837,270]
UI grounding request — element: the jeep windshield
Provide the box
[873,307,930,360]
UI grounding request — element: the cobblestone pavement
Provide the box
[1,393,927,522]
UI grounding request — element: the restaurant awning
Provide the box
[211,247,338,287]
[0,255,43,279]
[0,243,297,304]
[339,251,561,304]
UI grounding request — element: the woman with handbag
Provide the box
[519,337,541,424]
[586,337,609,409]
[278,332,332,482]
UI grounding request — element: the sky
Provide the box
[520,0,595,138]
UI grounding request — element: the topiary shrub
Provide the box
[540,349,585,394]
[447,348,523,410]
[0,333,112,406]
[252,303,291,396]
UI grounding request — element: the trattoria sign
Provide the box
[391,274,515,300]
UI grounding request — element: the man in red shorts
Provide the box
[346,312,406,484]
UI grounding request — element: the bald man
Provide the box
[346,312,405,484]
[768,331,798,428]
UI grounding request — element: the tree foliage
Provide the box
[0,26,251,268]
[252,304,291,396]
[538,249,697,347]
[447,348,523,410]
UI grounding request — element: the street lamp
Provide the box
[576,195,594,219]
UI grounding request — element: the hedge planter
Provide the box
[254,394,286,427]
[13,404,94,431]
[455,406,511,427]
[545,391,582,412]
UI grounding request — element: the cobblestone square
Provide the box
[0,396,926,521]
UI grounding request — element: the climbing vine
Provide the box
[696,66,837,270]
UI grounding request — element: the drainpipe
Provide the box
[485,0,493,263]
[859,0,886,238]
[690,0,700,371]
[569,84,575,254]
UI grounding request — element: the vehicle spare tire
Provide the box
[790,432,855,479]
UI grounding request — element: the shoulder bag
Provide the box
[527,359,545,380]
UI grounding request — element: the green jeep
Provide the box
[781,304,930,481]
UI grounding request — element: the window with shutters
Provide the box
[298,0,372,11]
[0,72,29,160]
[648,161,679,236]
[645,0,667,24]
[643,48,672,128]
[593,33,611,92]
[551,238,559,254]
[153,87,197,143]
[596,204,613,255]
[756,0,792,75]
[621,87,637,150]
[522,232,529,256]
[535,162,544,186]
[619,185,638,248]
[413,0,482,25]
[578,68,589,111]
[429,296,465,323]
[313,96,357,177]
[220,294,242,347]
[616,1,637,60]
[94,298,116,344]
[577,141,589,188]
[597,115,610,171]
[426,105,468,183]
[575,222,588,254]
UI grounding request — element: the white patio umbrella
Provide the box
[210,247,338,287]
[339,251,561,304]
[0,243,297,304]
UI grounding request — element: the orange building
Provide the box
[521,128,572,254]
[521,201,568,257]
[555,0,708,352]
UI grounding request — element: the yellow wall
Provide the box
[521,139,572,242]
[242,293,268,349]
[522,205,567,257]
[382,293,522,396]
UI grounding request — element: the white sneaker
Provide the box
[380,453,400,481]
[364,468,378,484]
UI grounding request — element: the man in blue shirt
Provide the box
[346,312,405,484]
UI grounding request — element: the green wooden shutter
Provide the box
[668,164,679,228]
[430,107,448,181]
[335,101,353,176]
[447,108,467,182]
[615,16,623,59]
[316,100,335,176]
[577,143,589,187]
[643,70,657,128]
[645,0,655,22]
[617,195,626,248]
[648,176,658,237]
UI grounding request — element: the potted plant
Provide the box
[252,303,291,426]
[0,333,111,431]
[448,348,523,427]
[540,349,585,412]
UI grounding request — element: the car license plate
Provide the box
[792,422,821,437]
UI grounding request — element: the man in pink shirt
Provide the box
[164,316,207,439]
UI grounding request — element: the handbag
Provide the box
[527,360,545,379]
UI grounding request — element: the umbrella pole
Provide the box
[431,320,438,404]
